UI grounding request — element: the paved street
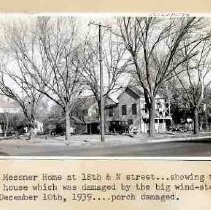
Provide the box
[1,136,211,156]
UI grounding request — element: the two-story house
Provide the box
[81,86,171,134]
[117,86,172,133]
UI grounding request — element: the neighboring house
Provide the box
[0,96,44,135]
[84,96,118,134]
[0,97,21,134]
[0,97,20,114]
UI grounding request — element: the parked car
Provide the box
[170,125,188,133]
[50,126,75,136]
[108,121,129,134]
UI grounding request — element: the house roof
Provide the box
[104,97,118,107]
[75,95,118,110]
[117,85,169,100]
[117,86,144,100]
[0,97,20,109]
[76,95,96,110]
[128,86,144,97]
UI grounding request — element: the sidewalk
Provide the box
[0,134,148,148]
[0,132,211,150]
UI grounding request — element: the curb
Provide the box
[149,135,211,143]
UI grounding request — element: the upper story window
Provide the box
[132,103,137,115]
[122,105,127,115]
[108,107,114,117]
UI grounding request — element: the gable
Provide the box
[118,91,139,105]
[105,97,118,107]
[118,86,143,101]
[0,97,20,114]
[125,87,141,99]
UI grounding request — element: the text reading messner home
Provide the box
[83,86,172,134]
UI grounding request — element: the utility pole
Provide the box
[88,22,110,142]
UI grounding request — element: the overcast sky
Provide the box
[0,14,211,103]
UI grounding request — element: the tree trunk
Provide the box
[148,98,155,137]
[65,109,71,141]
[204,109,209,132]
[28,118,35,140]
[4,113,9,138]
[193,106,199,135]
[29,126,35,140]
[205,113,209,132]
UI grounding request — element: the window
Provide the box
[132,103,137,115]
[159,119,163,123]
[122,105,127,115]
[108,107,113,117]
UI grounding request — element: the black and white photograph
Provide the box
[0,14,210,156]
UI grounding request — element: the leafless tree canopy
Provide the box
[0,16,210,139]
[171,35,211,134]
[0,24,44,139]
[0,17,84,140]
[116,16,207,136]
[78,30,130,116]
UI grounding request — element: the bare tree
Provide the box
[171,36,211,134]
[116,16,204,136]
[79,31,130,117]
[0,62,43,139]
[1,17,84,141]
[34,17,84,141]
